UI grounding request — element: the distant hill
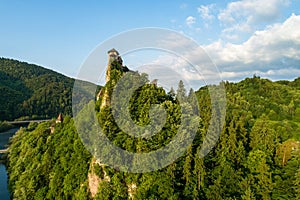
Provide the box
[0,58,74,121]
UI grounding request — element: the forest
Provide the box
[6,59,300,199]
[0,58,74,121]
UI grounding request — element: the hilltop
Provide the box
[0,58,74,121]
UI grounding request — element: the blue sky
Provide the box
[1,0,300,84]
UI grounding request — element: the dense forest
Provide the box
[7,58,300,199]
[0,58,74,121]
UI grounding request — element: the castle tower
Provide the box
[100,48,120,108]
[106,48,119,83]
[56,113,63,123]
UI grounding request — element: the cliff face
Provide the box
[105,48,122,83]
[99,49,127,109]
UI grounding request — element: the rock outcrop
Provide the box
[98,48,130,109]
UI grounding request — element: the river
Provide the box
[0,128,19,200]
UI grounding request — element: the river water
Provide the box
[0,128,19,200]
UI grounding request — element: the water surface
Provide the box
[0,164,10,200]
[0,128,19,200]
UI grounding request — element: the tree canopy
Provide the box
[6,58,300,199]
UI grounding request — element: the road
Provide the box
[6,119,51,125]
[0,149,8,154]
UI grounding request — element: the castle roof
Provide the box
[108,48,119,55]
[56,113,63,123]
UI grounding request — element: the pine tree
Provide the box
[294,168,300,199]
[176,80,187,102]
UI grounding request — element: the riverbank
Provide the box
[0,152,7,164]
[0,128,19,200]
[0,121,15,133]
[0,128,19,149]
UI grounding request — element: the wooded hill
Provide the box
[0,58,74,121]
[7,59,300,199]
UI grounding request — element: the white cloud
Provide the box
[218,0,291,40]
[220,68,300,81]
[219,0,290,24]
[129,14,300,87]
[197,4,215,20]
[204,14,300,78]
[156,14,300,84]
[186,16,196,27]
[221,23,252,36]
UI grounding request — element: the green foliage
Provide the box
[6,59,300,200]
[0,58,74,121]
[295,168,300,199]
[7,117,91,199]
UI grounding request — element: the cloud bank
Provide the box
[218,0,291,40]
[204,14,300,80]
[155,12,300,85]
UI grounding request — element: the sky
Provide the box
[1,0,300,86]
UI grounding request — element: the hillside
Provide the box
[7,56,300,200]
[0,58,74,121]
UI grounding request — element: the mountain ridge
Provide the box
[0,57,74,121]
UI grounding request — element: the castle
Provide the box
[97,48,130,108]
